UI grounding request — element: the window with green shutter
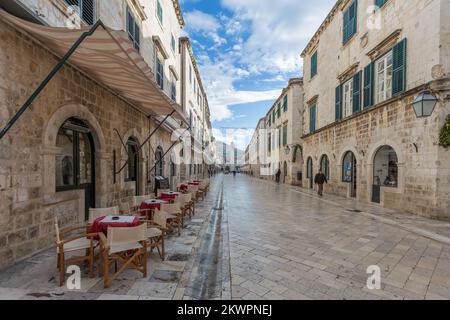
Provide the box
[343,1,357,44]
[126,7,140,52]
[352,71,362,113]
[282,125,287,146]
[268,134,271,153]
[335,85,342,121]
[363,63,374,108]
[311,51,318,78]
[277,103,281,118]
[283,95,288,112]
[156,0,163,25]
[392,38,407,96]
[272,109,276,122]
[310,105,316,133]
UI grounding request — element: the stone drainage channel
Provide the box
[184,180,231,300]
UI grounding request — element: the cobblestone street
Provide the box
[1,174,450,300]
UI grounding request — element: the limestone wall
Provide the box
[301,84,450,219]
[0,21,175,269]
[303,0,444,133]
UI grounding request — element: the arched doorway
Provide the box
[56,117,95,220]
[342,151,357,198]
[372,146,399,203]
[306,157,313,189]
[320,155,330,180]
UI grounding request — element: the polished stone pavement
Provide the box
[1,174,450,300]
[225,175,450,300]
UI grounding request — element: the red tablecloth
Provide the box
[89,216,141,235]
[160,192,180,200]
[179,184,189,192]
[139,199,169,218]
[188,182,200,186]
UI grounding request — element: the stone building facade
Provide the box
[300,0,450,219]
[241,117,266,179]
[0,0,214,269]
[263,78,304,185]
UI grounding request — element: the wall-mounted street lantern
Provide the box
[412,90,438,118]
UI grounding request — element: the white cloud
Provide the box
[221,0,335,73]
[183,1,336,123]
[184,10,226,46]
[197,54,281,122]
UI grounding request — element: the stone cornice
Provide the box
[367,29,402,60]
[180,37,209,109]
[266,78,304,115]
[128,0,147,21]
[301,0,343,58]
[171,0,185,27]
[337,62,359,82]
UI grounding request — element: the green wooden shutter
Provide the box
[310,105,316,133]
[335,85,342,120]
[376,0,387,7]
[343,9,349,44]
[343,1,357,44]
[352,71,362,113]
[283,95,288,111]
[283,126,287,145]
[393,38,407,96]
[363,63,374,108]
[311,52,318,78]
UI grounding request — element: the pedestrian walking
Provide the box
[314,169,327,196]
[275,168,281,183]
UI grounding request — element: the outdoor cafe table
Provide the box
[179,184,189,192]
[188,182,200,186]
[160,191,181,201]
[90,215,141,235]
[139,199,169,218]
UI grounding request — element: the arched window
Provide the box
[306,157,313,179]
[155,146,164,177]
[342,151,356,182]
[320,155,330,180]
[56,118,94,189]
[126,137,138,182]
[56,117,95,219]
[373,146,398,188]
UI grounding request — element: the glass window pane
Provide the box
[78,133,92,185]
[56,128,75,187]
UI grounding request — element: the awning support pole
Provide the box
[0,20,105,141]
[114,110,176,176]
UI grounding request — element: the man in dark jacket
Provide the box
[275,168,281,183]
[314,169,328,196]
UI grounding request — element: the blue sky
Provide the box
[179,0,336,147]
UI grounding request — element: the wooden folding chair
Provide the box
[160,203,183,235]
[55,217,97,286]
[178,193,194,219]
[99,224,147,288]
[144,212,168,261]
